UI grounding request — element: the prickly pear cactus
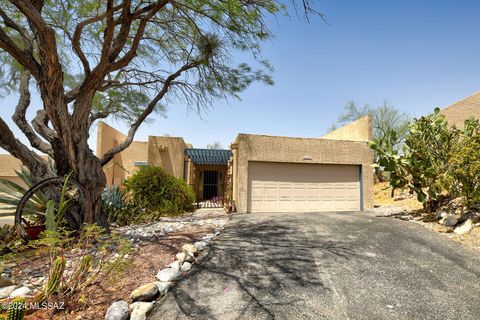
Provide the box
[7,297,25,320]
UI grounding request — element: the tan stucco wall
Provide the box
[0,154,23,178]
[148,136,187,179]
[321,116,372,141]
[231,134,374,213]
[440,92,480,129]
[96,122,148,186]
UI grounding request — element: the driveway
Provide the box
[148,212,480,319]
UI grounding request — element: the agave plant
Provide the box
[0,167,48,218]
[102,186,128,210]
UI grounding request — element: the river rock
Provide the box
[130,301,154,320]
[181,244,197,254]
[105,301,129,320]
[156,268,181,282]
[454,219,473,235]
[130,283,159,302]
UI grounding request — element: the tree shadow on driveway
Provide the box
[148,214,358,319]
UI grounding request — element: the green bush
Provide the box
[124,166,195,218]
[370,109,480,212]
[446,118,480,206]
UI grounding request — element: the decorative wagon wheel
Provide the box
[15,177,85,242]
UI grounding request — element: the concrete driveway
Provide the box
[148,212,480,319]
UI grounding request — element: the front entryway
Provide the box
[203,170,219,200]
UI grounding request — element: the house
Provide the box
[97,116,373,213]
[2,91,479,214]
[440,92,480,128]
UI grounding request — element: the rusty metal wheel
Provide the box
[15,177,85,242]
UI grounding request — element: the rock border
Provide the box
[105,226,223,320]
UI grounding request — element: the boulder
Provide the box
[10,286,32,298]
[181,262,192,272]
[156,268,181,282]
[181,244,197,254]
[130,283,159,302]
[443,215,460,227]
[194,241,208,251]
[454,219,473,235]
[105,301,129,320]
[0,285,16,299]
[129,301,154,320]
[155,281,171,295]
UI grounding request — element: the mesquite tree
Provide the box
[0,0,317,227]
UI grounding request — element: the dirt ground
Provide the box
[374,181,423,210]
[23,224,215,320]
[374,182,480,252]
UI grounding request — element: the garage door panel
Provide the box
[248,162,360,212]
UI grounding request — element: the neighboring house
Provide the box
[440,91,480,128]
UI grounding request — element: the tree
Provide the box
[0,0,319,227]
[206,142,223,150]
[331,101,410,180]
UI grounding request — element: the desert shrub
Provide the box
[124,166,195,217]
[370,108,459,212]
[446,118,480,206]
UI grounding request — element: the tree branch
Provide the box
[11,71,53,156]
[100,60,200,166]
[0,116,52,182]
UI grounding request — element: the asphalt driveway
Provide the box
[148,211,480,319]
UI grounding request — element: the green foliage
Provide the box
[370,108,480,211]
[45,256,66,298]
[101,186,138,226]
[332,101,411,181]
[446,118,480,206]
[125,166,195,219]
[6,297,25,320]
[0,167,47,217]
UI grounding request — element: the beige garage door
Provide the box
[248,162,361,212]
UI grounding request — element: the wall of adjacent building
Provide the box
[96,122,148,187]
[147,136,187,179]
[321,116,372,142]
[440,92,480,129]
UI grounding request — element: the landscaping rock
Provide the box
[203,234,215,241]
[169,260,182,270]
[181,243,197,254]
[181,262,192,272]
[0,285,16,299]
[105,301,129,320]
[156,268,181,282]
[0,275,14,288]
[194,241,208,251]
[10,286,31,298]
[436,211,448,220]
[130,301,154,320]
[454,219,473,235]
[176,252,187,263]
[443,215,460,227]
[130,283,159,302]
[155,281,171,295]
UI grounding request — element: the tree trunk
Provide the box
[74,138,108,228]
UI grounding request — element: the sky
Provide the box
[1,0,480,153]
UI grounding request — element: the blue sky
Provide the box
[1,0,480,153]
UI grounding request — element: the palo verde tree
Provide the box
[0,0,319,227]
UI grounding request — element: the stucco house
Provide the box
[96,116,374,213]
[1,92,479,214]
